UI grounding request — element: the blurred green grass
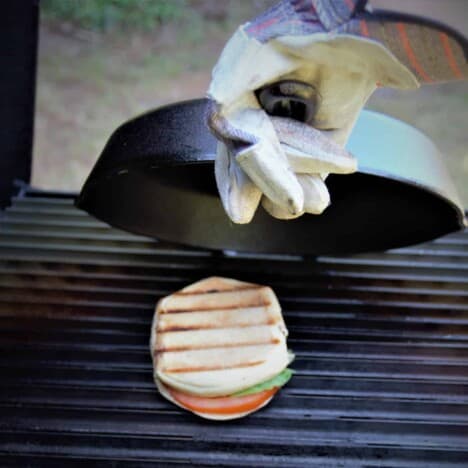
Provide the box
[33,0,468,206]
[41,0,188,32]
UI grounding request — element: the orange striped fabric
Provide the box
[396,22,433,83]
[359,20,369,37]
[439,32,464,79]
[245,1,466,83]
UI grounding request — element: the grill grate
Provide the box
[1,188,467,467]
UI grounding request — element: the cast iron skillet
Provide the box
[76,98,465,255]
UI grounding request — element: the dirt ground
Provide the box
[33,2,468,205]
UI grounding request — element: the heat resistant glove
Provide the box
[206,0,467,223]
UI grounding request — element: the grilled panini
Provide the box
[150,276,293,419]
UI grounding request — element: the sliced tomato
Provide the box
[167,386,278,415]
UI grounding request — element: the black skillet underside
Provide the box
[76,99,462,255]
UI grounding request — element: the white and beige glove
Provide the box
[206,0,420,223]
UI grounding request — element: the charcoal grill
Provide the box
[1,186,468,466]
[1,2,468,466]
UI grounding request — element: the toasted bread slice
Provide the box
[150,277,289,397]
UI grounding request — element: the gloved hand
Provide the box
[206,0,466,223]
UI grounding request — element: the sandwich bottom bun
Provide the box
[156,379,275,421]
[150,276,292,420]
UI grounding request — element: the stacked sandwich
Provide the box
[150,277,294,420]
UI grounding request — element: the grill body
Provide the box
[1,187,467,466]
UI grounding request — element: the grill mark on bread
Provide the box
[173,285,262,296]
[155,338,281,355]
[157,319,278,333]
[161,300,271,314]
[163,360,266,373]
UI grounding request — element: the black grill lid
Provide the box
[76,99,465,254]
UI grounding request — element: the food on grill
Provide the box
[150,276,294,420]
